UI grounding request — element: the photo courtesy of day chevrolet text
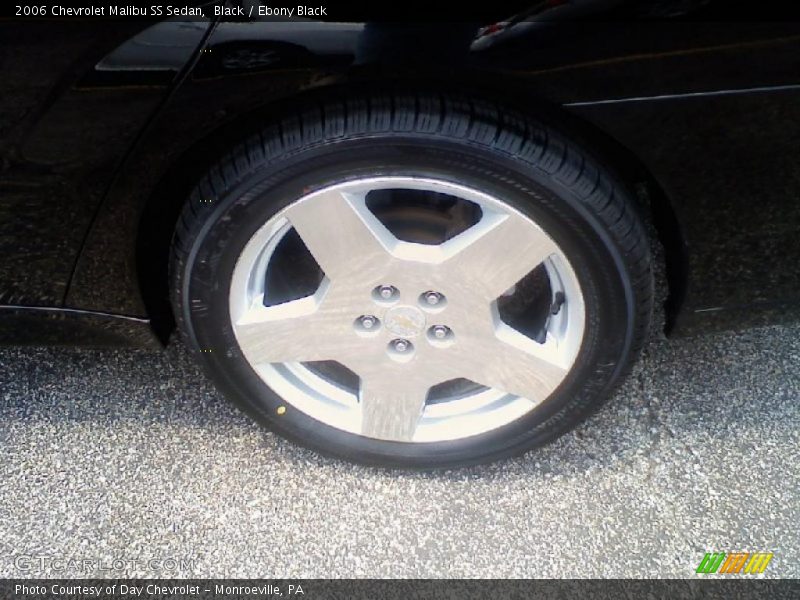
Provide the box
[15,583,305,597]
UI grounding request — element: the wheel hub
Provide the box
[383,304,426,338]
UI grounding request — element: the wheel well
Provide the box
[136,84,688,343]
[541,103,689,335]
[135,132,235,344]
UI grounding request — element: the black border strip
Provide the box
[4,0,800,22]
[3,579,800,600]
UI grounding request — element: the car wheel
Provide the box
[170,91,653,468]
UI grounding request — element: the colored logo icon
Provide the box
[696,552,773,574]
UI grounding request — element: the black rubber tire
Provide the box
[170,91,653,469]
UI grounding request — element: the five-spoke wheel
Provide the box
[229,178,585,443]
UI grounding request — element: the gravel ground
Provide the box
[0,323,798,579]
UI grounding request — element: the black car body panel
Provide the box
[2,1,799,345]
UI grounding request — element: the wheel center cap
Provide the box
[384,305,426,337]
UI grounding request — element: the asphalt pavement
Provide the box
[0,323,798,578]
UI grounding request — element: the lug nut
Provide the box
[355,315,380,334]
[387,338,414,362]
[427,325,454,346]
[424,291,443,306]
[393,339,410,353]
[374,285,399,302]
[432,325,450,339]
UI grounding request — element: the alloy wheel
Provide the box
[228,177,586,443]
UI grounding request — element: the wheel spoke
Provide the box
[285,189,395,280]
[232,294,344,364]
[444,209,559,300]
[358,373,431,442]
[454,325,568,403]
